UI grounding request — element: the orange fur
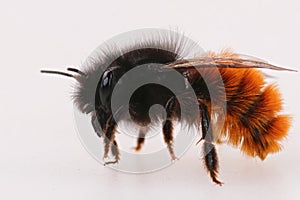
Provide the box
[201,51,291,160]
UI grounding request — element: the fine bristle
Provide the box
[72,29,197,114]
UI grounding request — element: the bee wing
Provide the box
[164,57,297,72]
[235,53,268,63]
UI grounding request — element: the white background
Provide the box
[1,0,300,199]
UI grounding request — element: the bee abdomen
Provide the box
[220,68,291,159]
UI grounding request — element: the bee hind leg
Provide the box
[203,142,223,186]
[200,104,223,186]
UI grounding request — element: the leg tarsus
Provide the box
[104,140,120,166]
[135,139,144,151]
[212,177,224,186]
[166,141,177,161]
[134,126,148,151]
[104,160,118,166]
[203,141,223,186]
[103,137,110,158]
[163,119,176,160]
[111,140,120,162]
[103,117,117,159]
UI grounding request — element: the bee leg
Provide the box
[163,121,177,161]
[103,117,116,160]
[163,97,177,161]
[111,140,120,161]
[135,126,148,151]
[200,104,223,186]
[199,104,213,142]
[91,113,103,138]
[203,142,223,186]
[104,140,120,165]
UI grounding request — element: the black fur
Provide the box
[40,30,294,186]
[42,32,220,183]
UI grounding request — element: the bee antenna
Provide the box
[67,67,86,76]
[40,70,75,78]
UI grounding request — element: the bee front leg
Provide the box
[200,104,223,186]
[162,97,177,161]
[103,116,118,165]
[104,140,120,165]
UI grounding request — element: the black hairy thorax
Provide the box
[94,48,199,128]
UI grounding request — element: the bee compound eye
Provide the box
[101,70,113,88]
[99,69,117,107]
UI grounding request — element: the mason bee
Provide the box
[41,30,295,185]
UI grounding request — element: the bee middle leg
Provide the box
[162,97,177,160]
[199,104,223,186]
[135,126,149,151]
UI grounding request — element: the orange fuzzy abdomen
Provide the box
[218,68,291,160]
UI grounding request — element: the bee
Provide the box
[41,31,295,186]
